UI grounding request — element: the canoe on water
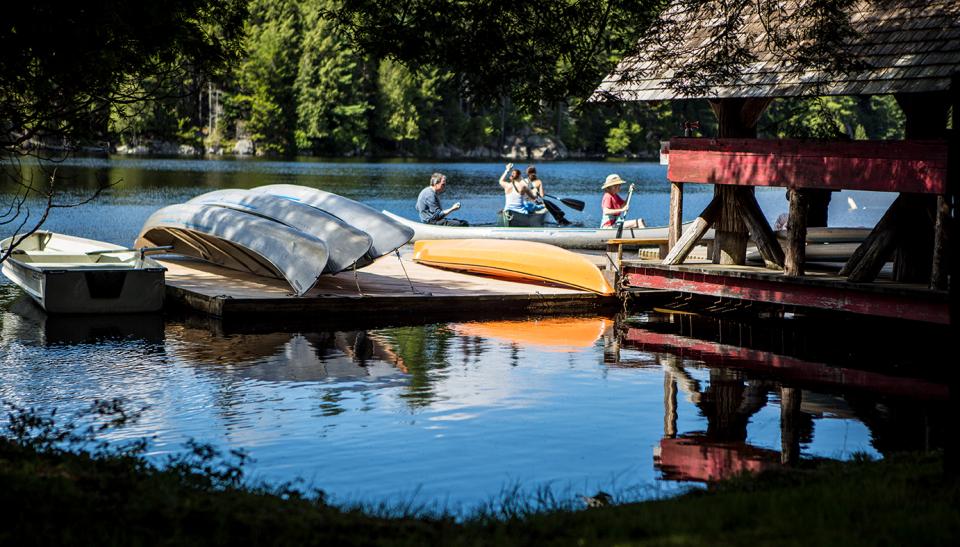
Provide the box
[387,211,869,250]
[413,239,616,295]
[384,211,681,249]
[0,231,166,314]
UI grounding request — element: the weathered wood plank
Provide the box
[839,195,905,282]
[667,138,948,194]
[734,188,784,269]
[784,188,810,276]
[622,264,949,324]
[668,181,683,251]
[931,194,949,289]
[662,196,722,265]
[713,186,749,265]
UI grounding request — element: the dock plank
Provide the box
[160,248,619,318]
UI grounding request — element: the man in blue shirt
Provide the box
[416,172,468,226]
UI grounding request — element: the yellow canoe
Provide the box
[413,239,615,295]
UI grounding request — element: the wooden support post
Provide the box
[806,189,833,227]
[784,188,810,276]
[840,195,906,282]
[707,97,772,266]
[892,194,936,283]
[894,92,950,284]
[662,195,722,265]
[734,188,784,269]
[664,366,677,438]
[713,185,750,265]
[668,181,684,251]
[931,195,949,290]
[780,387,802,467]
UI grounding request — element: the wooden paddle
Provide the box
[615,183,636,239]
[544,194,585,211]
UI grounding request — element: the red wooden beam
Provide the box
[621,328,949,400]
[667,138,947,194]
[623,265,949,324]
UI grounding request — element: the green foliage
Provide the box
[761,95,905,140]
[334,1,660,112]
[605,120,640,155]
[295,0,371,154]
[234,0,303,155]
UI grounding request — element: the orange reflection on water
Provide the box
[452,316,611,352]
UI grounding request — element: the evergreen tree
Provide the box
[295,0,371,155]
[233,0,302,154]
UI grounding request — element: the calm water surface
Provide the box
[1,157,944,513]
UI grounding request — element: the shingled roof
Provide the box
[593,0,960,102]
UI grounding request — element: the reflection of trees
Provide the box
[377,324,454,409]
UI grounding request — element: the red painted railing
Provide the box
[667,138,947,194]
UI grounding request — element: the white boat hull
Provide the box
[1,232,165,314]
[252,184,414,258]
[135,203,329,296]
[187,189,372,273]
[383,211,685,249]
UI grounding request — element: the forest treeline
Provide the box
[110,0,906,158]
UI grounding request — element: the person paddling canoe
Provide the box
[600,174,645,229]
[417,172,468,226]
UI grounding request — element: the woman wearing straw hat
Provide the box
[600,174,645,229]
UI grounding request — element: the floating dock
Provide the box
[161,248,620,318]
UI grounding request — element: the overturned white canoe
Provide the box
[1,231,166,314]
[187,189,372,274]
[135,203,328,296]
[251,184,414,258]
[383,211,692,249]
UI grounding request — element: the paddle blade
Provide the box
[545,194,585,211]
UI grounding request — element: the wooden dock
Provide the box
[620,258,949,324]
[160,248,620,318]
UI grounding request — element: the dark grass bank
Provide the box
[2,436,958,546]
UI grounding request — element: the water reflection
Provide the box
[3,295,164,345]
[609,313,949,483]
[0,290,951,507]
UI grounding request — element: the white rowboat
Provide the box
[1,231,166,314]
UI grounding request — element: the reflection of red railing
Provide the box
[622,327,949,401]
[655,434,780,483]
[667,138,947,194]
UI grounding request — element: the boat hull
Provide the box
[252,184,414,258]
[1,232,165,314]
[187,189,372,273]
[135,203,329,296]
[386,211,682,249]
[413,239,615,295]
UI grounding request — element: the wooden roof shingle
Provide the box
[593,0,960,101]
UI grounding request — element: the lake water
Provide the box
[1,156,947,514]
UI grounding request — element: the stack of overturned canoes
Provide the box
[136,185,414,296]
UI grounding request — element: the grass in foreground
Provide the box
[1,403,958,546]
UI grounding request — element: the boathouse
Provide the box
[595,0,959,324]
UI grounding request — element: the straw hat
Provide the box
[602,174,625,189]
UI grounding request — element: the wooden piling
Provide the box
[668,181,684,251]
[784,188,809,277]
